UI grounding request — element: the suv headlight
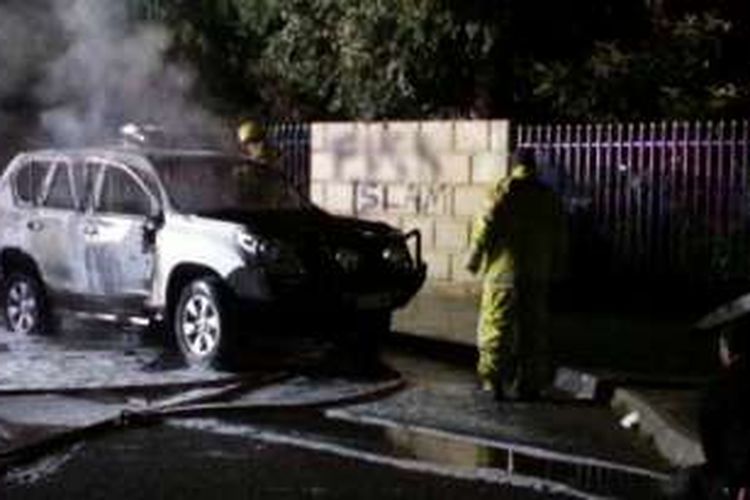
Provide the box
[335,248,361,273]
[237,232,303,274]
[237,233,276,259]
[382,243,413,270]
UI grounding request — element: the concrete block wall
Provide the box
[311,120,510,287]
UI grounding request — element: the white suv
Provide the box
[0,146,426,366]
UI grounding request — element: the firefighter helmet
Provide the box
[237,121,266,144]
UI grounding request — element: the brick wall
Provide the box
[311,120,510,288]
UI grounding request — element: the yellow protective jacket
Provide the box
[468,164,566,282]
[245,144,282,166]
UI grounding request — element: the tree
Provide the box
[137,0,750,121]
[256,0,496,119]
[519,11,750,121]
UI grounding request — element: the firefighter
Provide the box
[237,120,281,165]
[465,148,566,401]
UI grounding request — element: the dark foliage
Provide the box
[132,0,750,121]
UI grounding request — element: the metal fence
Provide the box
[516,121,750,293]
[268,123,311,196]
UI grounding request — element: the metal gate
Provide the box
[515,121,750,294]
[268,122,311,196]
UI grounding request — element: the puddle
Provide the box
[172,412,667,498]
[1,424,579,500]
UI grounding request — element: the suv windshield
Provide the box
[152,156,308,214]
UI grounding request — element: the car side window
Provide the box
[96,166,153,217]
[14,161,51,207]
[72,161,103,211]
[134,169,163,210]
[43,163,77,210]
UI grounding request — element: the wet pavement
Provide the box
[612,388,704,468]
[0,320,673,498]
[2,424,584,500]
[378,352,668,471]
[0,323,237,392]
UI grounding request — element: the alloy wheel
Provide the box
[6,278,39,335]
[179,293,222,358]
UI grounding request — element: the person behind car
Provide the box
[237,120,281,165]
[465,147,566,402]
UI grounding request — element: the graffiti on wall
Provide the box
[355,181,451,215]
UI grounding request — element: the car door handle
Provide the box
[27,220,44,232]
[83,225,99,236]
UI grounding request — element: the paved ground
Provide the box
[0,331,667,470]
[0,286,719,499]
[0,316,676,498]
[0,326,233,392]
[395,288,716,470]
[368,351,669,472]
[2,424,585,500]
[612,388,704,468]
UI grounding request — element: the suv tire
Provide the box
[2,272,54,336]
[174,277,233,367]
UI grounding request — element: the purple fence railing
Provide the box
[515,121,750,291]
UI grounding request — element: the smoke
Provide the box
[0,1,59,158]
[0,3,57,97]
[0,0,226,150]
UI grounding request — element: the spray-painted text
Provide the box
[355,182,451,215]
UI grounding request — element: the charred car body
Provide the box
[0,147,426,366]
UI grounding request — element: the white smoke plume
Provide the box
[0,0,227,150]
[0,2,59,97]
[0,1,59,157]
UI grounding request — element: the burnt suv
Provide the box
[0,147,426,366]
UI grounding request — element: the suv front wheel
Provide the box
[3,272,53,336]
[174,277,232,367]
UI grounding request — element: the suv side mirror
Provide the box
[142,209,164,252]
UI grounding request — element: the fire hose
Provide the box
[0,373,406,473]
